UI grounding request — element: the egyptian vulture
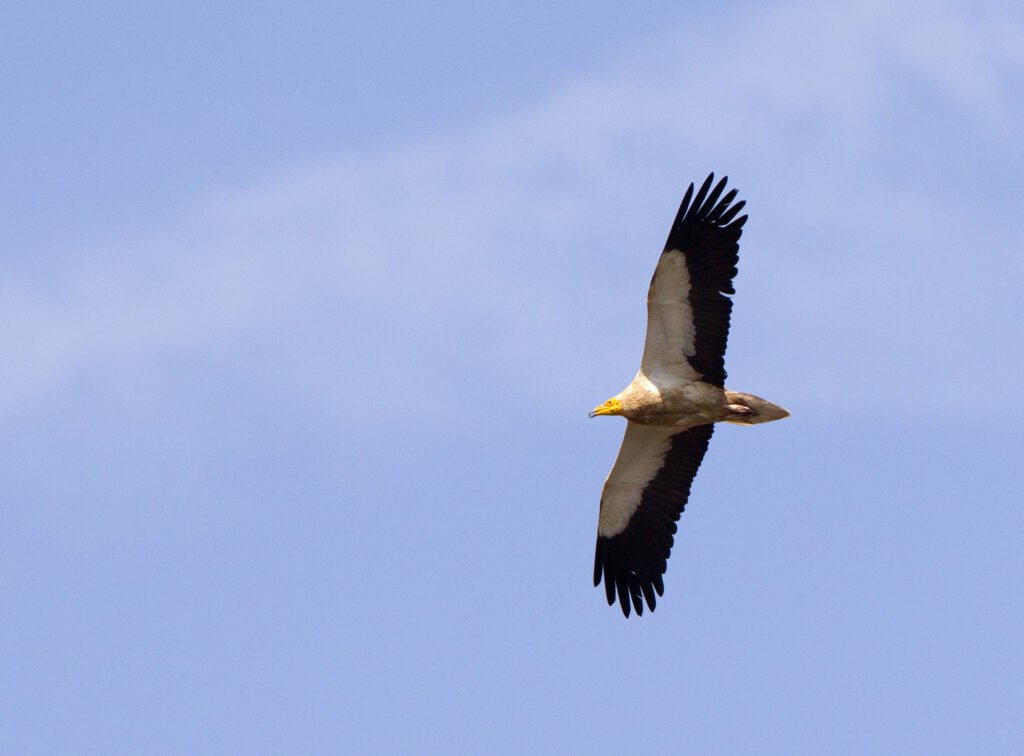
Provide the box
[590,173,788,617]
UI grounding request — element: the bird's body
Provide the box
[601,374,786,429]
[590,174,788,617]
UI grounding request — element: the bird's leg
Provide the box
[723,391,790,425]
[724,404,757,424]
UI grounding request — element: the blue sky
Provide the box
[3,1,1023,753]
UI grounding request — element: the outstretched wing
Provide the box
[640,174,747,387]
[594,422,715,617]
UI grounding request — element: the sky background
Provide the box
[3,1,1023,753]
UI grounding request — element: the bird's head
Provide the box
[589,398,624,418]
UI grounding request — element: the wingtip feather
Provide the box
[691,173,715,212]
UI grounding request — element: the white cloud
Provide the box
[5,0,1022,428]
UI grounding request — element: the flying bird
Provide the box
[590,174,788,617]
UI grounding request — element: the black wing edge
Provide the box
[661,173,747,387]
[665,173,749,253]
[593,423,715,618]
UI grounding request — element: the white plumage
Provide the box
[640,250,700,384]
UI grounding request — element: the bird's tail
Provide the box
[723,391,790,425]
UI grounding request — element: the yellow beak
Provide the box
[589,398,623,418]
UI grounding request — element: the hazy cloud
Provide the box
[6,0,1021,427]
